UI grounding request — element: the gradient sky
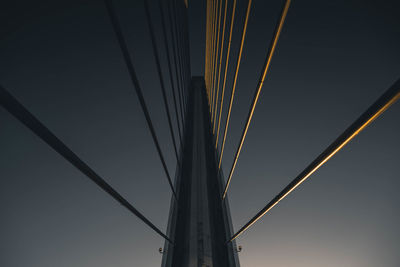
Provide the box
[1,0,399,266]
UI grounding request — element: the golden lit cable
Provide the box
[228,79,400,242]
[208,0,213,104]
[211,0,219,120]
[212,0,223,130]
[205,0,211,103]
[210,0,215,114]
[205,1,208,92]
[206,0,212,106]
[209,0,213,106]
[210,0,217,114]
[218,0,252,169]
[215,0,236,148]
[213,0,228,134]
[222,0,291,200]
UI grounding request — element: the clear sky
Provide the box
[1,0,399,266]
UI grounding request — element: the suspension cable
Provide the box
[178,0,190,105]
[0,85,174,244]
[211,0,223,128]
[222,0,291,200]
[213,0,227,135]
[206,0,213,104]
[205,0,211,100]
[143,0,180,163]
[228,78,400,242]
[176,0,190,130]
[175,0,188,112]
[183,4,191,91]
[218,0,252,169]
[159,0,183,145]
[208,0,213,110]
[172,0,186,114]
[211,0,220,122]
[167,0,185,131]
[215,0,237,148]
[210,0,217,115]
[178,0,189,119]
[105,0,177,199]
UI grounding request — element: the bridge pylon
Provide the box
[161,77,240,267]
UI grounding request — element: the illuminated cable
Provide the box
[211,0,217,115]
[212,0,223,129]
[205,0,211,100]
[215,0,237,148]
[218,0,252,169]
[228,78,400,242]
[222,0,291,200]
[213,0,227,134]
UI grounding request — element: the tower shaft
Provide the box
[162,77,240,267]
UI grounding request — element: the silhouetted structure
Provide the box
[161,77,240,266]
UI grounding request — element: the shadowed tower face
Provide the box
[161,77,240,267]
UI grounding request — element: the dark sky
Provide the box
[1,0,399,266]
